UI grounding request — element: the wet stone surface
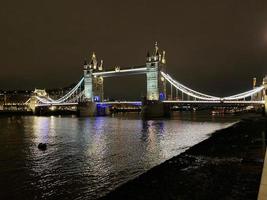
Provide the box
[101,117,267,200]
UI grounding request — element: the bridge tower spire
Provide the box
[146,42,167,100]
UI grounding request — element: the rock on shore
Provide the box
[100,116,267,200]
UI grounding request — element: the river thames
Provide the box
[0,113,240,199]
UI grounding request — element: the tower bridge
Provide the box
[24,42,267,117]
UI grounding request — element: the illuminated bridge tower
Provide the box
[142,42,170,118]
[83,52,104,102]
[146,42,167,101]
[79,52,104,116]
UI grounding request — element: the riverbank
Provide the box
[101,116,267,200]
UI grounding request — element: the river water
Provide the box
[0,112,239,199]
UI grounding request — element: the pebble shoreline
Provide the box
[100,116,267,200]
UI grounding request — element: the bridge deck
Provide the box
[163,100,264,105]
[92,66,147,78]
[35,100,264,107]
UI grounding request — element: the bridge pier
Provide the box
[77,102,110,117]
[141,100,170,119]
[78,102,97,117]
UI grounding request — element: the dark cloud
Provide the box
[1,0,267,98]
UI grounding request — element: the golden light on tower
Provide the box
[253,77,256,88]
[99,60,103,71]
[91,52,97,69]
[92,52,96,59]
[155,41,158,53]
[162,51,166,64]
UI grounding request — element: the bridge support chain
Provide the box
[141,99,170,119]
[77,102,110,117]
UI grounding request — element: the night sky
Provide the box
[1,0,267,99]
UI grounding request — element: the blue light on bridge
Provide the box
[159,92,165,101]
[96,104,109,109]
[94,96,100,102]
[133,102,142,106]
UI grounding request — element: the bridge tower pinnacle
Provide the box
[253,77,257,89]
[146,42,167,100]
[83,52,104,102]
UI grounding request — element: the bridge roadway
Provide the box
[92,66,147,77]
[35,100,264,107]
[163,100,264,105]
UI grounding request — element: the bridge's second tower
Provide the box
[142,42,170,118]
[146,42,167,101]
[79,53,105,116]
[83,52,104,102]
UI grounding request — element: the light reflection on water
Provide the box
[0,113,239,199]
